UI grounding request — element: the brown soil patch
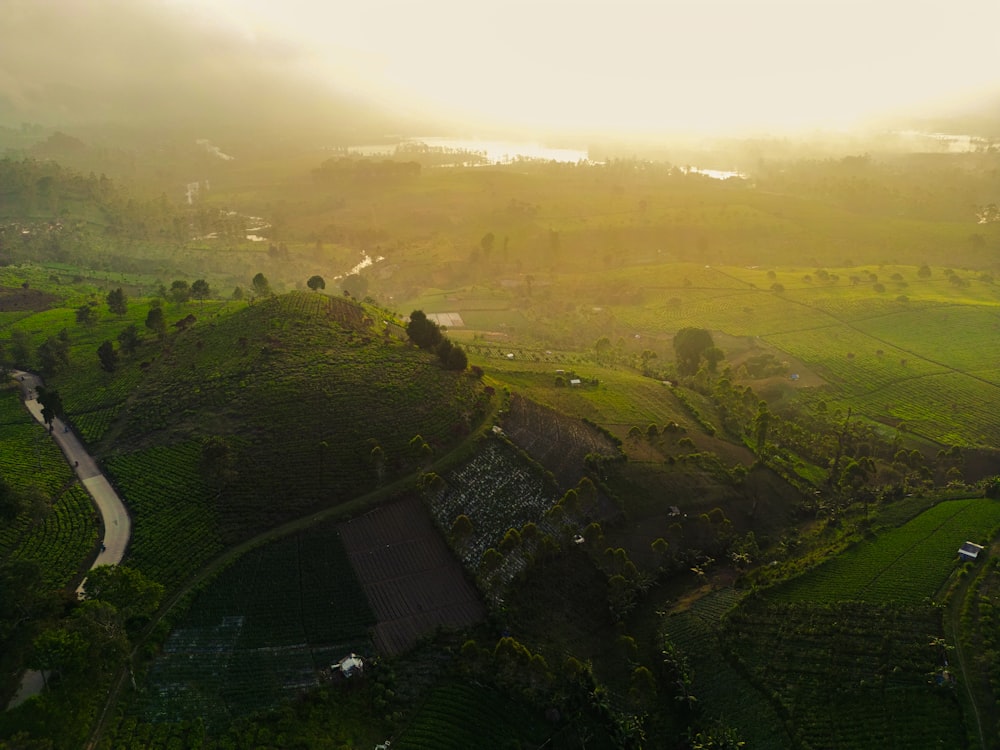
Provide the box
[0,286,59,312]
[339,496,485,656]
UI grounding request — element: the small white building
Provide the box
[334,653,364,678]
[958,541,984,562]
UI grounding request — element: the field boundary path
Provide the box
[5,370,132,710]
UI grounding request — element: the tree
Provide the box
[480,231,495,259]
[232,285,245,300]
[35,386,63,428]
[918,264,931,278]
[673,327,714,375]
[406,310,442,350]
[145,306,166,338]
[169,279,190,303]
[36,335,70,375]
[106,287,127,316]
[97,340,118,373]
[9,329,32,365]
[200,435,236,489]
[75,304,96,326]
[190,278,211,304]
[341,273,368,299]
[444,344,468,371]
[117,324,140,355]
[703,346,725,372]
[83,565,164,628]
[29,627,89,679]
[252,272,271,297]
[307,275,326,291]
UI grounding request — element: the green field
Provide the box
[129,521,374,729]
[723,600,964,750]
[0,387,97,589]
[393,680,550,750]
[772,497,1000,604]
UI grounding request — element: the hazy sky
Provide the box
[3,0,999,136]
[182,0,1000,134]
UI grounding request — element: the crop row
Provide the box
[136,523,373,727]
[850,371,1000,446]
[2,484,97,589]
[766,323,946,395]
[854,305,1000,374]
[773,497,1000,605]
[394,681,549,750]
[661,589,790,748]
[103,442,223,589]
[428,439,556,568]
[722,599,963,748]
[0,388,98,589]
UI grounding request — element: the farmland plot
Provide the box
[501,393,620,490]
[104,442,223,589]
[662,589,792,749]
[339,496,485,656]
[133,524,373,728]
[393,680,550,750]
[772,497,1000,605]
[428,439,558,568]
[723,600,964,749]
[0,388,97,588]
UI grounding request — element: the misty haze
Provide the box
[1,1,1000,749]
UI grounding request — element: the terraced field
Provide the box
[0,387,97,589]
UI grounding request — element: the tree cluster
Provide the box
[406,310,468,370]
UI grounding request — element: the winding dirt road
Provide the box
[6,370,132,709]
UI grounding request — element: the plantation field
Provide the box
[103,442,222,590]
[393,680,550,750]
[723,600,964,749]
[427,439,558,570]
[771,497,1000,605]
[486,361,697,435]
[339,496,485,656]
[661,589,792,749]
[849,370,1000,446]
[0,387,97,589]
[104,292,487,541]
[132,522,374,729]
[500,393,621,490]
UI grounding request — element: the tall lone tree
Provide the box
[145,306,166,339]
[190,279,211,304]
[252,272,271,298]
[307,275,326,291]
[35,386,63,429]
[672,327,714,375]
[106,287,127,316]
[406,310,443,350]
[97,340,118,373]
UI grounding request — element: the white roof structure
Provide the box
[334,653,364,677]
[958,541,985,562]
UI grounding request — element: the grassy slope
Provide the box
[15,291,487,590]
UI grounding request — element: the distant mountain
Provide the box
[0,1,408,144]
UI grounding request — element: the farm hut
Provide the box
[334,653,364,678]
[958,541,984,562]
[569,378,582,386]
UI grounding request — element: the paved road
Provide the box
[6,371,132,710]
